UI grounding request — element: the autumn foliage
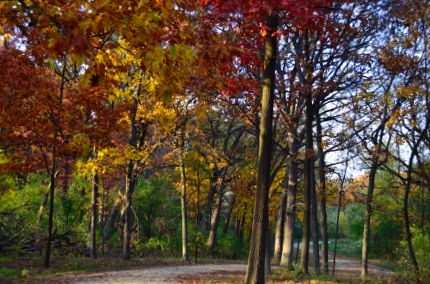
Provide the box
[0,0,429,283]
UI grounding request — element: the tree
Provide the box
[201,1,336,280]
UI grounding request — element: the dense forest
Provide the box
[0,0,429,283]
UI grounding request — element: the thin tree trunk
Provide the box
[179,131,189,262]
[44,57,66,268]
[101,185,106,255]
[361,162,377,277]
[123,100,138,260]
[310,162,320,274]
[122,161,135,260]
[196,168,201,226]
[245,13,277,284]
[239,214,245,241]
[300,90,313,275]
[316,107,329,273]
[332,188,343,275]
[44,156,56,268]
[207,181,225,256]
[88,171,98,259]
[404,153,420,274]
[280,137,299,269]
[273,168,288,265]
[223,195,236,233]
[103,196,121,244]
[62,157,69,198]
[333,138,352,275]
[204,170,218,230]
[37,189,49,225]
[234,214,243,240]
[37,187,49,252]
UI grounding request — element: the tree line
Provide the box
[0,0,429,283]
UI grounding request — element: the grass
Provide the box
[0,268,24,279]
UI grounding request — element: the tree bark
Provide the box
[280,137,299,269]
[316,106,329,273]
[179,131,189,262]
[223,195,236,233]
[361,162,377,277]
[122,100,138,260]
[196,168,201,226]
[404,153,420,274]
[88,171,98,259]
[239,214,245,241]
[207,180,225,256]
[245,13,277,284]
[101,185,106,255]
[265,233,271,277]
[103,196,121,244]
[122,161,135,260]
[332,187,343,275]
[44,157,56,268]
[62,157,70,198]
[273,167,288,265]
[300,90,313,274]
[310,159,320,274]
[36,186,49,252]
[204,170,218,230]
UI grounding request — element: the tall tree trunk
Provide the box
[332,187,343,275]
[273,168,288,265]
[239,213,245,241]
[62,157,70,198]
[204,170,218,230]
[310,161,320,274]
[122,161,135,260]
[88,171,98,259]
[300,90,313,274]
[61,157,71,230]
[179,131,189,262]
[361,162,377,277]
[101,185,106,255]
[234,214,243,240]
[44,156,56,268]
[265,233,271,277]
[316,107,329,273]
[123,100,138,260]
[37,187,49,252]
[245,13,277,284]
[280,137,299,269]
[103,196,121,244]
[196,168,201,226]
[207,181,225,256]
[404,153,420,274]
[37,189,49,225]
[223,195,236,233]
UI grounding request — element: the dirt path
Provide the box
[330,258,392,277]
[48,257,392,283]
[49,264,248,283]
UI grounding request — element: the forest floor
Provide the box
[39,255,397,283]
[0,249,401,283]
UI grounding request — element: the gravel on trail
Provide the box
[47,256,392,283]
[48,264,248,283]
